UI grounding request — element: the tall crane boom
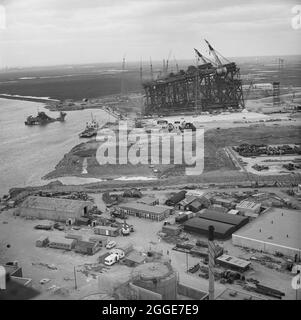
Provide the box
[194,48,208,64]
[205,39,223,66]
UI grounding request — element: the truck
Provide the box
[104,252,120,266]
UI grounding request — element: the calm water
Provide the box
[0,98,109,195]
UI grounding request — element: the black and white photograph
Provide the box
[0,0,300,305]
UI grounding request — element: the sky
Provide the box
[0,0,300,67]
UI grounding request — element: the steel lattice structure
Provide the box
[143,62,244,115]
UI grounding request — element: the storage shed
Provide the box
[74,240,100,255]
[48,237,76,251]
[35,235,49,248]
[94,225,120,237]
[88,235,108,247]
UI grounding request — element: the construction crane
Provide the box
[194,48,208,65]
[165,50,172,75]
[205,39,223,66]
[149,57,153,81]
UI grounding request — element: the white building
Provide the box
[236,200,261,218]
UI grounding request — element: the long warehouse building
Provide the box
[184,209,249,239]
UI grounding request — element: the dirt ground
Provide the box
[0,187,299,300]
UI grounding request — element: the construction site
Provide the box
[143,41,244,115]
[0,31,300,302]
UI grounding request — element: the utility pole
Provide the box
[150,57,153,81]
[74,266,77,290]
[208,226,215,300]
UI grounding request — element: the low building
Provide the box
[35,235,49,248]
[137,197,159,206]
[65,233,83,241]
[197,209,249,230]
[119,203,172,221]
[48,237,76,251]
[123,251,146,267]
[176,196,198,210]
[183,218,235,240]
[74,240,100,255]
[165,191,187,206]
[211,205,228,213]
[94,225,120,237]
[188,199,207,213]
[88,235,108,247]
[212,197,236,209]
[18,196,93,223]
[216,254,251,272]
[236,200,261,218]
[232,208,301,259]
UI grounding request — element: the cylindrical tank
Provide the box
[132,262,177,300]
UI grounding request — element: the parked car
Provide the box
[106,240,116,249]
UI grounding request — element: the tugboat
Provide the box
[25,111,66,126]
[79,114,100,138]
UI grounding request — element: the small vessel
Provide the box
[79,114,100,138]
[25,111,66,126]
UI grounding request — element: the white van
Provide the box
[104,253,119,266]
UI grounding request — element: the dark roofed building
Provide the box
[183,218,235,239]
[197,209,249,228]
[74,240,101,255]
[165,191,187,206]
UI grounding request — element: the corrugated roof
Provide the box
[184,218,234,234]
[20,196,92,213]
[237,200,261,210]
[198,209,248,226]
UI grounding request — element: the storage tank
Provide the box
[132,262,177,300]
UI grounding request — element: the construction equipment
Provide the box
[143,40,244,115]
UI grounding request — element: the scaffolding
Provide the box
[143,62,244,115]
[273,81,280,107]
